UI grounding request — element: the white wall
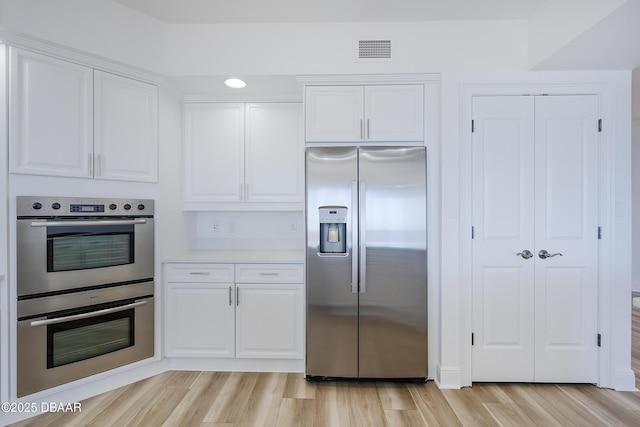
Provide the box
[633,122,640,292]
[0,1,528,76]
[528,0,627,68]
[164,20,528,76]
[0,0,166,74]
[157,85,190,259]
[0,42,9,406]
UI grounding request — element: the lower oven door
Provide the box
[17,297,154,397]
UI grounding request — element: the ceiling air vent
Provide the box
[358,40,392,61]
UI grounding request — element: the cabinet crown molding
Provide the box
[183,94,302,103]
[1,29,163,86]
[297,73,440,86]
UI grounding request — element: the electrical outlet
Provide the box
[212,221,220,232]
[228,221,236,233]
[290,222,297,233]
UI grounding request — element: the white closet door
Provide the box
[533,95,599,383]
[472,96,536,381]
[472,95,599,383]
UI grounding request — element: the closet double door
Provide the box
[472,95,599,383]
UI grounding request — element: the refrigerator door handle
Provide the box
[351,180,359,293]
[359,180,366,293]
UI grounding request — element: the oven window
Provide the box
[47,308,134,368]
[47,223,135,272]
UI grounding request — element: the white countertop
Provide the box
[163,250,304,264]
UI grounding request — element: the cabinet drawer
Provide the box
[235,264,304,283]
[165,263,234,283]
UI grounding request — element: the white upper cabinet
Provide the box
[244,103,303,203]
[305,84,424,143]
[94,70,158,182]
[305,86,364,142]
[9,47,159,182]
[364,85,424,142]
[183,103,245,203]
[9,48,94,177]
[183,102,303,210]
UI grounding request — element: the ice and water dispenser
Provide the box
[318,206,347,254]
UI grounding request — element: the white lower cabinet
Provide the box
[165,282,235,357]
[164,264,235,357]
[164,263,304,360]
[235,264,304,359]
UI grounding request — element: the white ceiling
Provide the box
[112,0,546,24]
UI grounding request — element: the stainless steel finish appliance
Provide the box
[16,196,154,297]
[306,146,427,379]
[16,196,155,397]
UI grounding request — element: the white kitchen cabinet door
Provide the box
[94,70,158,182]
[472,95,599,383]
[305,86,364,142]
[9,47,93,177]
[183,103,245,203]
[235,284,303,359]
[165,282,235,357]
[245,103,303,202]
[304,85,424,143]
[364,85,424,142]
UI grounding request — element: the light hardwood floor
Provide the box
[10,301,640,427]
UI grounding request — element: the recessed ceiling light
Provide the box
[224,78,247,89]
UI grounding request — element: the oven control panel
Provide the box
[17,196,155,216]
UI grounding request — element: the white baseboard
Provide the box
[168,357,304,373]
[434,364,462,389]
[612,368,638,391]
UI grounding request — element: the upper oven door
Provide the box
[17,217,154,297]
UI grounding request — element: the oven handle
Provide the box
[29,300,148,327]
[30,219,148,227]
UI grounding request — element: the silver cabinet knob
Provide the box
[538,249,563,259]
[517,250,533,259]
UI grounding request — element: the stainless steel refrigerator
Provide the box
[306,146,427,379]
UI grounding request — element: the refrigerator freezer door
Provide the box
[358,147,427,378]
[306,147,359,378]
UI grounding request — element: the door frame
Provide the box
[459,80,622,388]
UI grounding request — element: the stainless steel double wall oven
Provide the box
[16,196,155,397]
